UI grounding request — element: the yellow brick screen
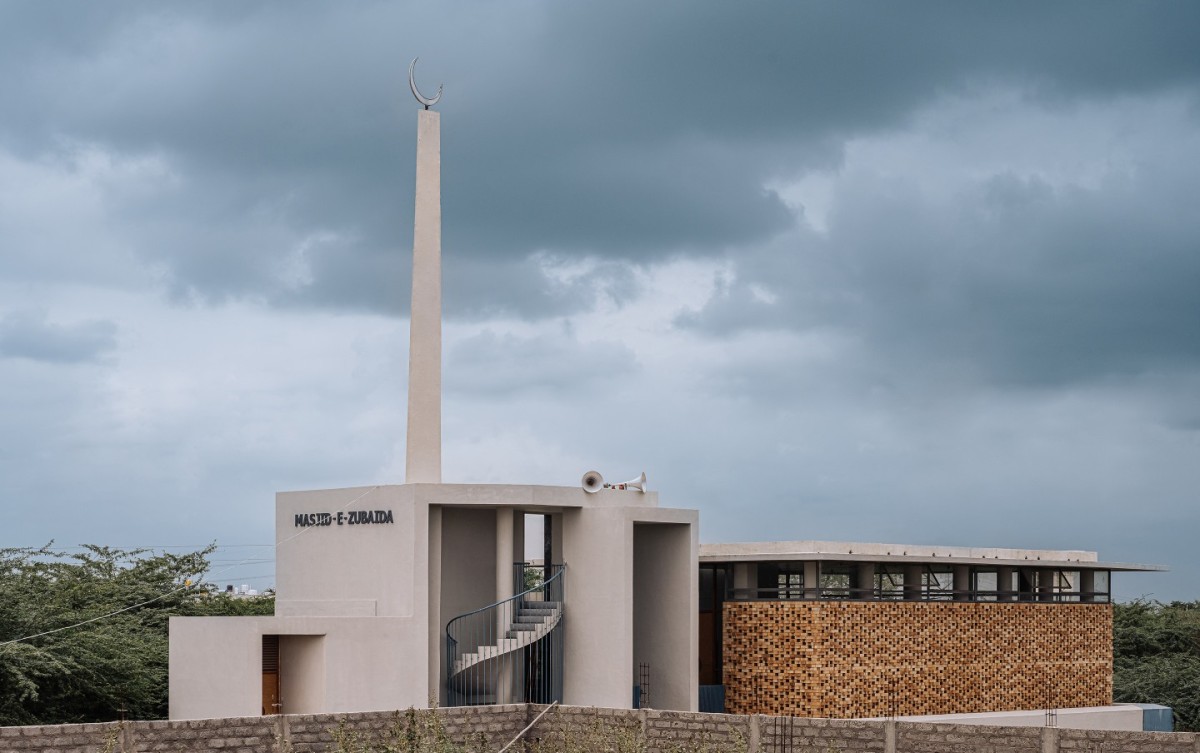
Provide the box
[722,601,1111,718]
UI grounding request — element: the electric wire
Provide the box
[0,485,380,650]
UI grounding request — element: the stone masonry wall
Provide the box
[4,704,1199,753]
[723,601,1112,717]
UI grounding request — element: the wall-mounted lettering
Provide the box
[294,510,395,527]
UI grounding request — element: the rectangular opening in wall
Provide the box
[757,561,804,600]
[1054,570,1080,602]
[698,564,727,686]
[1018,569,1037,601]
[924,566,954,600]
[876,565,904,600]
[973,569,998,601]
[819,562,853,598]
[779,564,803,599]
[756,562,780,599]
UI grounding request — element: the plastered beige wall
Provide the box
[275,485,422,618]
[169,616,429,720]
[279,635,325,714]
[633,522,697,712]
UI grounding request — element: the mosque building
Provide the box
[168,66,1160,729]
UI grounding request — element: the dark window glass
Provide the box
[699,567,715,611]
[757,562,780,597]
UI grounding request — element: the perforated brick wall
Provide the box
[723,601,1112,718]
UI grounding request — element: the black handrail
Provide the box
[445,563,565,636]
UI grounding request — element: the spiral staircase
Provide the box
[445,564,565,706]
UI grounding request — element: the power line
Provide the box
[0,485,380,650]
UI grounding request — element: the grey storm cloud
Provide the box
[684,135,1200,390]
[2,1,1198,319]
[0,311,117,364]
[2,1,1199,600]
[446,327,637,398]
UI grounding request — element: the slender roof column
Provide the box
[406,108,442,483]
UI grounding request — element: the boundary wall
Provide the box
[2,704,1197,753]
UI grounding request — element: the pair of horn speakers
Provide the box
[581,470,646,493]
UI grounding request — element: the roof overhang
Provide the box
[699,541,1165,572]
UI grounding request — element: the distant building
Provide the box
[699,540,1158,718]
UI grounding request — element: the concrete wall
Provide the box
[169,616,429,720]
[562,504,699,711]
[562,505,634,709]
[3,705,1194,753]
[634,522,697,712]
[168,616,262,719]
[723,601,1112,718]
[275,485,422,618]
[438,507,498,632]
[279,635,325,715]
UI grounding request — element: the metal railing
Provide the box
[727,586,1111,603]
[445,563,565,707]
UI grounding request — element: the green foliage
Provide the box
[523,565,545,592]
[1113,599,1200,732]
[0,544,273,726]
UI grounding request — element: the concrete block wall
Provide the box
[0,720,119,752]
[896,722,1042,753]
[723,601,1112,717]
[758,716,886,752]
[134,716,278,752]
[3,704,1200,753]
[642,710,751,752]
[284,706,529,753]
[1056,727,1198,753]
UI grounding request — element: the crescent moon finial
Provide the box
[408,57,443,110]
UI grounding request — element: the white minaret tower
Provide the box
[405,59,443,484]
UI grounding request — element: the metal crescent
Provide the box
[408,57,442,109]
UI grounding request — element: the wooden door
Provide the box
[262,635,280,715]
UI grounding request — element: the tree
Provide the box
[1113,600,1200,732]
[0,544,273,726]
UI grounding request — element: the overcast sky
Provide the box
[1,1,1197,601]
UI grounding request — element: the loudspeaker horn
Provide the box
[581,470,605,493]
[613,471,647,492]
